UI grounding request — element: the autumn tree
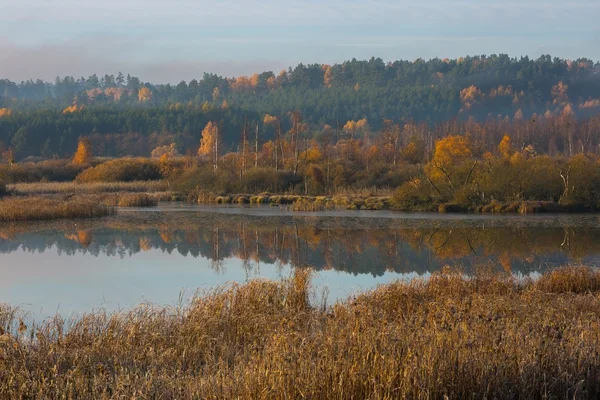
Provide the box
[401,137,426,164]
[551,81,569,105]
[498,135,514,159]
[198,121,220,170]
[264,114,284,170]
[151,143,180,158]
[460,85,483,109]
[73,137,93,165]
[138,87,152,102]
[381,119,401,165]
[62,104,79,114]
[425,135,475,195]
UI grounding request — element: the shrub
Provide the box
[0,160,86,183]
[238,168,300,193]
[76,159,162,183]
[391,179,436,210]
[171,167,301,195]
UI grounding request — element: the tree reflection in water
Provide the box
[1,211,599,276]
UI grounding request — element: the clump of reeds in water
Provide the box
[0,197,114,222]
[2,266,600,398]
[292,197,329,211]
[100,193,159,207]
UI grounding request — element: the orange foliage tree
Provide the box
[426,135,475,193]
[198,122,220,170]
[62,104,79,114]
[498,135,514,159]
[73,137,93,165]
[138,87,153,102]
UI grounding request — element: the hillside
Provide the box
[0,54,599,159]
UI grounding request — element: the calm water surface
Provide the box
[2,204,600,320]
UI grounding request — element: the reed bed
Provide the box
[2,266,600,398]
[0,197,114,222]
[97,192,160,207]
[8,180,170,196]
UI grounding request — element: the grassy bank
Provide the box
[2,266,600,398]
[0,197,115,222]
[192,191,581,213]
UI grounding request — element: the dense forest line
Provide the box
[0,54,599,159]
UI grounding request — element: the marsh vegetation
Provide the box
[2,267,600,398]
[0,197,114,222]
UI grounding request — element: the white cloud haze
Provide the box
[0,0,598,82]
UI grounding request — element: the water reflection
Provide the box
[1,210,599,277]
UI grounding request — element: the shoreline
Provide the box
[191,192,593,214]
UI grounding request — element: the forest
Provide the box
[0,54,600,212]
[0,54,599,159]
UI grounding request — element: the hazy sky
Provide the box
[1,0,599,83]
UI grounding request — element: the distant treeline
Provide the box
[0,54,599,159]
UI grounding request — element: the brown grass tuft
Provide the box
[533,265,600,293]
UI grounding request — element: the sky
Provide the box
[0,0,599,83]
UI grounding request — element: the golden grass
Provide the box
[8,180,170,195]
[2,266,600,398]
[98,193,160,207]
[0,197,114,222]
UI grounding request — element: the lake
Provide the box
[2,203,600,320]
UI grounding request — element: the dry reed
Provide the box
[0,197,114,222]
[1,266,600,398]
[8,181,169,196]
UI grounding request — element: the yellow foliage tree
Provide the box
[498,135,513,159]
[551,81,569,104]
[426,135,473,191]
[198,122,220,169]
[138,87,153,102]
[230,76,252,92]
[402,139,426,164]
[73,137,93,165]
[322,65,333,87]
[303,141,323,163]
[343,120,357,135]
[263,114,278,126]
[0,108,13,118]
[460,85,483,109]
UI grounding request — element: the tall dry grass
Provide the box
[2,266,600,398]
[9,181,170,196]
[0,197,114,221]
[99,192,160,207]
